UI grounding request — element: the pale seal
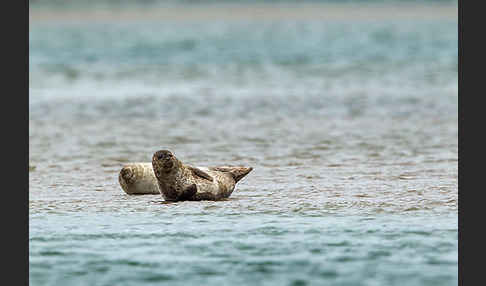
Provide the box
[152,150,253,201]
[118,163,160,195]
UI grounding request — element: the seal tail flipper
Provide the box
[210,166,253,183]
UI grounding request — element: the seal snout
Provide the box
[152,150,178,174]
[153,150,174,161]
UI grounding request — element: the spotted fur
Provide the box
[152,150,253,201]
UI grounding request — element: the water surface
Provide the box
[29,2,458,285]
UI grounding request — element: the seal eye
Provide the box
[157,153,164,160]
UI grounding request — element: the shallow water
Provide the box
[29,2,457,285]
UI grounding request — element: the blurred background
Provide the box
[29,0,458,285]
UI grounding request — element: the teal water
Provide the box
[30,213,457,286]
[29,2,458,285]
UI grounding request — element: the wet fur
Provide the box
[118,163,161,195]
[152,150,252,201]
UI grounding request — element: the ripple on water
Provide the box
[29,10,457,286]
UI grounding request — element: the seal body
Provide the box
[152,150,253,201]
[118,163,161,195]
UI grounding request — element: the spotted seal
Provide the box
[152,150,253,201]
[118,163,160,195]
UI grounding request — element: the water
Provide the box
[29,2,458,285]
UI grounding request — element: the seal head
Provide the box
[152,150,189,201]
[152,150,181,176]
[120,166,135,184]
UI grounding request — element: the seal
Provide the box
[118,163,161,195]
[152,150,253,201]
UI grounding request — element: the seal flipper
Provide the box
[178,184,197,201]
[188,166,213,182]
[210,166,253,183]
